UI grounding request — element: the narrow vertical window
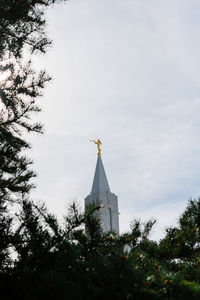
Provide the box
[107,207,112,231]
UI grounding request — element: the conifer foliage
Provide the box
[0,0,64,203]
[1,199,200,299]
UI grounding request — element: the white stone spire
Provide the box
[85,146,119,234]
[91,156,110,194]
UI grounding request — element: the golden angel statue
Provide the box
[90,139,102,156]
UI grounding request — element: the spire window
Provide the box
[107,207,112,231]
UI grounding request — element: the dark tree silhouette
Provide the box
[1,199,200,299]
[0,0,66,203]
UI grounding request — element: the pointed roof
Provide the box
[91,156,110,194]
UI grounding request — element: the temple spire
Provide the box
[85,139,119,233]
[91,156,110,194]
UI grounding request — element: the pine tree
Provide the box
[0,0,66,203]
[1,198,200,299]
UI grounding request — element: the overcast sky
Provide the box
[30,0,200,239]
